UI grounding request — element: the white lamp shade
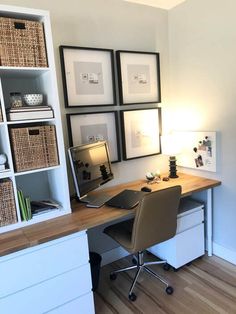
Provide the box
[161,134,181,156]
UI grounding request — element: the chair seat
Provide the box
[104,219,134,253]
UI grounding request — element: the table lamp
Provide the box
[161,134,181,179]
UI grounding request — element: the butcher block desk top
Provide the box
[0,173,221,257]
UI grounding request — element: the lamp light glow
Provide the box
[161,134,181,179]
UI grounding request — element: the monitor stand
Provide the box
[79,193,112,208]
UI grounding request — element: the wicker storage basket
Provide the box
[0,17,47,67]
[0,179,17,227]
[10,125,59,172]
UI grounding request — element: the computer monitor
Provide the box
[68,141,114,207]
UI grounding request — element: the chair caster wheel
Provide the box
[129,292,137,301]
[163,263,171,271]
[110,273,117,281]
[166,286,174,295]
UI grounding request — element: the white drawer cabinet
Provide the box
[149,199,205,269]
[0,231,89,297]
[0,231,95,314]
[46,292,95,314]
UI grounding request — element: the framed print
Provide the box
[60,46,116,107]
[120,108,162,160]
[67,111,121,163]
[116,50,161,105]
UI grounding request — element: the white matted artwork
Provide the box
[116,50,161,105]
[175,131,216,172]
[67,111,120,163]
[60,46,116,107]
[121,108,162,160]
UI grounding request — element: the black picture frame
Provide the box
[116,50,161,105]
[60,46,116,107]
[67,111,121,163]
[120,107,162,160]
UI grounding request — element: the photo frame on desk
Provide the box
[60,46,116,107]
[67,111,121,163]
[120,108,162,160]
[116,50,161,105]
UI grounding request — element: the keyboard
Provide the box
[85,194,112,208]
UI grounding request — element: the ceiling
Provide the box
[123,0,187,10]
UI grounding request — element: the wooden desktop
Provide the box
[0,172,221,257]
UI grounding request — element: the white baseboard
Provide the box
[213,242,236,265]
[101,246,129,266]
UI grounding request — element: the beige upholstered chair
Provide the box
[104,185,182,301]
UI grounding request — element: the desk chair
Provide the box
[103,185,181,301]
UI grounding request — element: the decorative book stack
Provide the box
[7,105,54,121]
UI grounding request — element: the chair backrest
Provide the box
[131,185,182,252]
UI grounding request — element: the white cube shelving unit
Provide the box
[0,5,71,233]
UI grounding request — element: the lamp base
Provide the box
[169,156,179,179]
[169,173,179,179]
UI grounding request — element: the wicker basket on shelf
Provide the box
[10,125,59,172]
[0,17,48,67]
[0,179,17,227]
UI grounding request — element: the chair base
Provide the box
[110,251,174,301]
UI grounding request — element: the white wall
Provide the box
[1,0,169,186]
[168,0,236,260]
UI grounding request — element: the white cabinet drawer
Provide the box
[47,292,95,314]
[177,209,204,233]
[178,199,203,216]
[0,263,92,314]
[149,223,205,269]
[0,231,89,297]
[174,223,205,267]
[177,199,204,233]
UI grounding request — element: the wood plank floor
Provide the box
[94,254,236,314]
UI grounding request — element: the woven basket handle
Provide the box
[14,22,26,30]
[28,129,40,136]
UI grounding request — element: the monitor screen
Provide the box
[68,141,113,200]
